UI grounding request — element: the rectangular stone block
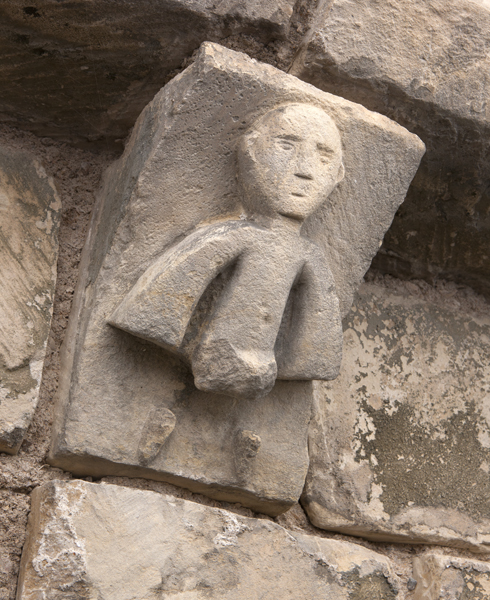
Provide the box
[302,280,490,552]
[16,479,401,600]
[413,553,490,599]
[291,0,490,298]
[0,0,296,145]
[49,42,423,515]
[0,146,60,454]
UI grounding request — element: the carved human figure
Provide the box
[110,103,345,399]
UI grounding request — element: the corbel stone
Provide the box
[49,42,424,514]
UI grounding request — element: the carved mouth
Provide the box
[279,210,304,221]
[291,192,306,197]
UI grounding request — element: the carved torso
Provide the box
[110,220,342,398]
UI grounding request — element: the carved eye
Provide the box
[276,139,294,150]
[318,146,334,164]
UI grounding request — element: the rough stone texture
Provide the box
[302,278,490,552]
[0,147,60,454]
[0,490,29,600]
[17,479,401,600]
[109,104,347,399]
[0,0,299,147]
[291,0,490,298]
[49,42,422,514]
[413,552,490,599]
[0,125,114,600]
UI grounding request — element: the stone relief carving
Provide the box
[109,104,344,399]
[49,43,424,514]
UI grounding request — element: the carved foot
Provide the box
[192,339,277,398]
[137,406,176,466]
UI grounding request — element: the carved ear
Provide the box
[336,161,345,184]
[240,130,259,161]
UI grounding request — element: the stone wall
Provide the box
[1,1,490,599]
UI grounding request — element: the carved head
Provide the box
[237,103,345,222]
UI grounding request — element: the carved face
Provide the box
[238,104,344,221]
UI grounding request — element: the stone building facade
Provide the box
[1,1,489,599]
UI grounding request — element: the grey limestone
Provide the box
[0,146,60,454]
[16,479,402,600]
[0,0,296,147]
[49,42,423,514]
[413,553,490,599]
[109,104,346,399]
[302,280,490,552]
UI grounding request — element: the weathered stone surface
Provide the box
[17,479,401,600]
[291,0,490,298]
[0,0,296,147]
[48,42,422,514]
[0,146,60,454]
[413,553,490,599]
[109,104,346,399]
[0,489,29,600]
[302,280,490,551]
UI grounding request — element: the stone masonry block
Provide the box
[303,281,490,551]
[0,146,60,454]
[16,479,402,600]
[413,552,490,599]
[0,0,296,145]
